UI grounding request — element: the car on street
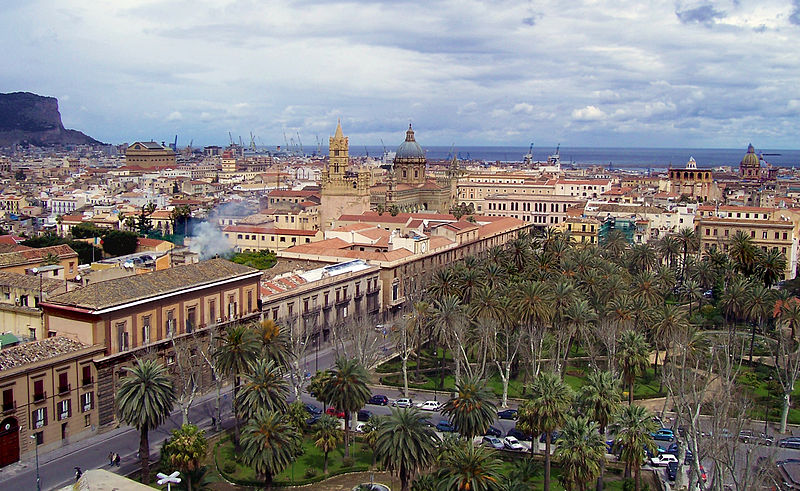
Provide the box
[506,427,532,441]
[484,426,502,437]
[666,461,679,481]
[497,409,518,420]
[305,403,322,415]
[357,409,372,422]
[779,437,800,449]
[436,420,456,432]
[416,400,441,411]
[651,428,675,441]
[355,422,368,433]
[539,431,560,443]
[306,414,322,426]
[650,454,679,467]
[482,436,504,450]
[392,398,413,408]
[503,436,526,452]
[326,407,345,418]
[368,395,389,406]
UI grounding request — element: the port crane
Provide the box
[296,131,304,155]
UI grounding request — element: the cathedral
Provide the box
[319,121,371,230]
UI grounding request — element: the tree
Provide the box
[101,229,138,256]
[579,370,622,491]
[435,444,504,491]
[240,410,301,490]
[162,424,208,491]
[611,404,658,491]
[757,248,787,287]
[518,371,573,491]
[362,414,382,467]
[321,357,371,457]
[375,408,438,491]
[440,375,497,441]
[729,231,758,276]
[432,295,470,385]
[675,227,698,281]
[213,324,259,445]
[513,280,554,381]
[254,319,291,368]
[236,359,289,421]
[618,330,650,405]
[553,416,606,491]
[744,282,774,363]
[313,415,343,474]
[171,204,192,236]
[70,222,103,239]
[137,202,157,236]
[115,359,177,485]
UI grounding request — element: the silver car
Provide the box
[392,398,413,408]
[482,436,504,450]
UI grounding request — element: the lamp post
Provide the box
[30,434,40,491]
[156,471,181,491]
[31,267,42,308]
[315,334,319,373]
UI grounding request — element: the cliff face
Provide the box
[0,92,100,146]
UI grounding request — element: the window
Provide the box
[763,231,768,239]
[82,365,92,386]
[33,407,47,428]
[247,291,253,313]
[81,392,94,412]
[84,414,91,427]
[58,372,69,394]
[784,232,788,240]
[58,399,71,420]
[116,322,128,351]
[2,388,13,412]
[33,379,45,401]
[392,283,399,301]
[166,310,175,337]
[209,300,216,322]
[186,306,196,333]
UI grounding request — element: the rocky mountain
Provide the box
[0,92,100,146]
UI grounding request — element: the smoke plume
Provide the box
[189,221,232,260]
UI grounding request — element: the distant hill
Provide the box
[0,92,100,146]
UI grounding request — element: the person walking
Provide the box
[74,467,82,482]
[114,452,120,467]
[108,452,114,466]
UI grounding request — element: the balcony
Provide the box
[322,303,333,311]
[335,295,351,306]
[2,402,15,414]
[354,289,364,299]
[33,391,47,403]
[58,384,71,395]
[82,377,94,387]
[367,286,380,295]
[302,305,322,317]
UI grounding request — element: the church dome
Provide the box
[741,143,759,168]
[395,124,425,162]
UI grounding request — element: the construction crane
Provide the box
[283,130,290,153]
[315,135,321,156]
[229,132,234,145]
[296,131,304,156]
[364,146,369,158]
[250,132,257,152]
[170,135,178,152]
[524,142,534,164]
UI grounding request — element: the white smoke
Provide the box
[189,221,232,260]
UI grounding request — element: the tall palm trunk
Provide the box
[323,450,329,474]
[232,375,241,446]
[634,463,641,491]
[344,411,351,457]
[264,470,274,490]
[596,424,607,491]
[629,379,634,405]
[140,429,150,484]
[544,433,552,491]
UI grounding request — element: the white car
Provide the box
[650,454,679,467]
[416,400,441,411]
[503,436,525,452]
[392,398,413,408]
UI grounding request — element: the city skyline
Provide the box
[3,0,800,148]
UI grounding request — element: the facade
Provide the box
[696,217,797,280]
[482,194,585,227]
[560,217,601,244]
[668,158,719,202]
[0,272,68,341]
[740,144,761,179]
[223,225,322,252]
[124,142,177,169]
[0,244,79,281]
[0,337,105,467]
[319,122,371,230]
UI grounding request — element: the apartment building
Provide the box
[0,337,104,467]
[0,272,68,341]
[223,225,322,252]
[482,194,586,226]
[696,217,797,279]
[457,173,554,211]
[560,217,601,244]
[124,142,177,169]
[0,244,79,281]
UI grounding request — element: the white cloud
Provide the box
[571,105,607,121]
[166,111,183,121]
[512,103,535,115]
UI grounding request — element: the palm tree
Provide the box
[618,330,650,405]
[601,229,627,263]
[162,424,208,491]
[651,304,688,374]
[456,266,484,304]
[744,282,775,363]
[778,297,800,340]
[757,248,787,287]
[254,319,292,368]
[580,370,622,491]
[428,268,458,301]
[563,297,597,368]
[313,415,343,474]
[432,295,468,385]
[436,444,504,491]
[236,359,289,421]
[376,408,439,491]
[519,371,573,491]
[214,324,260,445]
[657,235,680,271]
[409,300,432,383]
[440,375,497,441]
[115,359,177,485]
[362,414,382,467]
[626,243,657,273]
[611,405,658,491]
[513,280,554,379]
[554,416,607,491]
[675,227,698,281]
[240,410,301,490]
[321,357,371,457]
[729,230,758,276]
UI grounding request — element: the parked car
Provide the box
[482,436,504,450]
[392,398,413,408]
[484,425,502,437]
[368,395,389,406]
[497,409,518,420]
[325,407,345,418]
[355,422,368,433]
[506,427,532,441]
[779,437,800,449]
[666,461,679,481]
[357,409,372,422]
[503,436,526,452]
[651,428,675,441]
[436,420,456,432]
[650,454,679,467]
[306,414,322,426]
[304,403,322,415]
[416,400,441,411]
[539,431,560,443]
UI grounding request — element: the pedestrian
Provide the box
[211,416,216,428]
[74,467,82,482]
[114,452,120,467]
[108,452,114,466]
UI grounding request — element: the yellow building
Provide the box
[668,157,719,202]
[560,217,601,244]
[223,225,322,252]
[125,141,177,168]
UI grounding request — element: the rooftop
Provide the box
[0,244,78,268]
[0,271,65,293]
[0,337,87,371]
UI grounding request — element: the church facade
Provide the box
[319,122,371,230]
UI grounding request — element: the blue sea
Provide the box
[342,145,800,170]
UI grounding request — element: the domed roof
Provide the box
[395,124,425,161]
[741,143,759,168]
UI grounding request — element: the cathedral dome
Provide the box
[395,124,425,162]
[741,143,759,168]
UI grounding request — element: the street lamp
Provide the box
[31,267,42,308]
[30,433,40,491]
[157,471,181,491]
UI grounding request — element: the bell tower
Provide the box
[320,120,371,230]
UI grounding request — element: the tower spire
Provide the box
[334,119,344,139]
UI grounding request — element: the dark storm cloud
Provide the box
[791,0,800,25]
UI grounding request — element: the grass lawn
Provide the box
[738,362,800,424]
[496,460,627,490]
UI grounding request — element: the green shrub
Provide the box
[304,467,318,478]
[222,461,236,474]
[342,456,356,468]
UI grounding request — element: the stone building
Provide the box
[740,143,761,179]
[124,141,177,169]
[668,157,720,202]
[319,122,371,230]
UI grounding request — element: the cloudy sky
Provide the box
[3,0,799,148]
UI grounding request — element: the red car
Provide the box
[325,407,345,418]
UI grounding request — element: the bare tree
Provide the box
[169,333,199,425]
[284,315,312,400]
[194,322,224,431]
[770,330,800,434]
[490,316,522,408]
[332,315,383,369]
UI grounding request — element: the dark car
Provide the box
[357,409,372,422]
[422,418,436,428]
[539,431,560,443]
[507,427,532,441]
[436,420,456,432]
[666,461,679,481]
[304,403,322,415]
[484,425,502,437]
[368,394,389,406]
[779,437,800,449]
[663,442,680,455]
[497,409,518,420]
[306,414,322,426]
